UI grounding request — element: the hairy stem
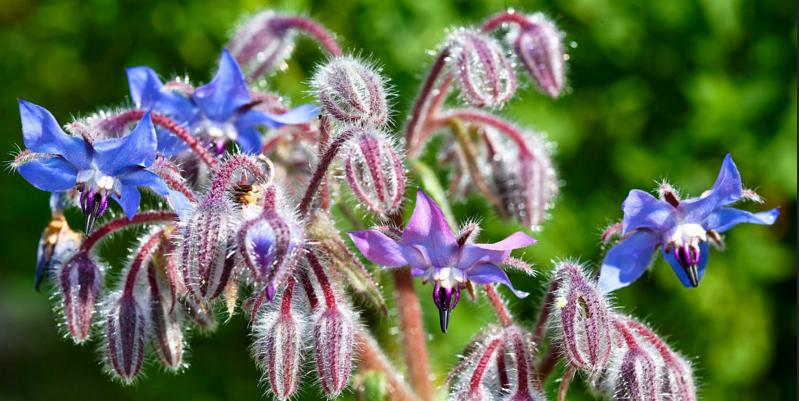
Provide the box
[392,269,434,401]
[557,365,576,401]
[483,284,513,327]
[272,16,342,56]
[298,128,357,217]
[306,251,338,309]
[448,118,506,214]
[81,211,178,252]
[404,49,450,156]
[356,331,423,401]
[537,344,560,382]
[123,229,166,298]
[531,278,559,347]
[481,10,531,32]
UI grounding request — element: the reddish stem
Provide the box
[432,109,532,157]
[469,337,504,391]
[537,345,560,382]
[481,11,531,32]
[392,269,434,401]
[298,128,357,217]
[557,365,576,401]
[280,276,296,317]
[272,16,342,56]
[356,331,423,401]
[306,251,337,309]
[531,278,560,347]
[81,211,178,252]
[404,49,450,155]
[483,284,513,327]
[299,269,320,310]
[317,116,332,211]
[123,229,166,298]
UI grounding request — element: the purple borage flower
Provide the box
[127,49,319,155]
[599,154,779,292]
[349,190,534,333]
[16,100,169,231]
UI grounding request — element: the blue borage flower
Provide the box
[127,49,319,155]
[15,100,169,229]
[599,154,780,292]
[349,189,534,332]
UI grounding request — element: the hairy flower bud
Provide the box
[447,330,505,401]
[503,327,546,401]
[510,13,566,98]
[552,261,612,379]
[105,293,147,384]
[314,305,355,396]
[228,10,297,80]
[603,319,660,401]
[252,280,306,400]
[181,295,218,332]
[178,196,238,301]
[447,28,516,108]
[147,256,185,371]
[312,56,389,125]
[344,130,405,215]
[58,251,103,343]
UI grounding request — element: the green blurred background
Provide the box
[0,0,795,400]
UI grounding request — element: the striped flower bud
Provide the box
[602,318,661,401]
[147,255,185,371]
[178,195,238,301]
[58,251,103,344]
[314,304,355,396]
[447,28,516,108]
[228,10,297,80]
[343,130,405,216]
[312,56,389,126]
[252,279,306,400]
[105,292,147,384]
[510,13,566,98]
[447,330,505,401]
[181,294,218,332]
[503,327,546,401]
[552,261,612,380]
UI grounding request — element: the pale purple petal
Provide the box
[679,154,743,222]
[705,207,779,233]
[621,189,676,235]
[19,100,91,170]
[233,126,263,154]
[93,113,157,175]
[192,49,251,121]
[598,230,661,293]
[457,231,534,270]
[662,241,709,288]
[467,263,528,298]
[401,190,457,267]
[17,157,77,192]
[349,230,408,268]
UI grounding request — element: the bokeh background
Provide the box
[0,0,795,400]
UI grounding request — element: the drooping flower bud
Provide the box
[58,251,104,344]
[181,294,218,332]
[447,329,505,401]
[313,303,356,396]
[446,28,516,108]
[602,318,661,401]
[147,253,185,371]
[252,279,307,400]
[105,292,147,384]
[551,261,612,380]
[228,10,297,80]
[343,130,405,215]
[510,13,566,98]
[312,56,389,126]
[503,326,546,401]
[36,214,82,291]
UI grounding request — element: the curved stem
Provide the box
[531,278,559,347]
[483,284,513,327]
[81,211,178,252]
[356,331,423,401]
[448,118,506,214]
[432,109,531,157]
[298,128,357,217]
[481,10,531,32]
[317,116,332,211]
[208,154,269,198]
[306,251,337,309]
[392,269,434,401]
[404,49,450,156]
[557,365,576,401]
[272,16,342,56]
[123,228,166,298]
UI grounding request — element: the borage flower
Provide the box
[127,49,319,155]
[599,154,779,292]
[15,100,168,230]
[349,190,534,333]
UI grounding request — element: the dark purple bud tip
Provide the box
[434,284,460,333]
[673,244,700,287]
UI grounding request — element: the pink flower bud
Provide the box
[147,258,184,371]
[58,251,103,344]
[604,319,661,401]
[447,28,516,108]
[105,293,147,384]
[552,262,612,379]
[344,130,405,215]
[228,10,297,80]
[313,305,355,396]
[178,196,238,301]
[312,56,389,126]
[503,327,546,401]
[447,331,505,400]
[511,13,566,98]
[252,281,306,400]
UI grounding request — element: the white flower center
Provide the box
[426,266,467,289]
[76,168,120,194]
[665,223,706,248]
[200,119,238,141]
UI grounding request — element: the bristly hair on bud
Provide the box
[313,298,356,397]
[502,326,546,401]
[343,128,406,216]
[550,261,613,382]
[447,327,506,400]
[36,213,82,292]
[508,12,567,98]
[446,28,517,108]
[147,241,186,372]
[104,291,148,384]
[311,56,390,126]
[58,251,104,344]
[228,10,297,81]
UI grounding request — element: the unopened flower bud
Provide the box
[147,257,184,371]
[447,28,516,108]
[181,294,218,332]
[605,319,660,401]
[552,262,612,379]
[447,331,505,401]
[228,10,297,80]
[312,56,389,126]
[36,214,82,291]
[511,13,566,98]
[105,293,147,384]
[252,280,306,400]
[344,130,405,215]
[503,327,546,401]
[314,305,355,396]
[58,251,103,343]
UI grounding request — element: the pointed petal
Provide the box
[18,100,91,169]
[192,49,251,121]
[598,230,661,292]
[155,127,189,155]
[705,207,779,233]
[17,157,78,192]
[93,113,157,175]
[680,154,743,222]
[118,168,170,196]
[621,189,676,235]
[127,67,196,122]
[401,190,457,267]
[457,231,534,270]
[233,126,263,154]
[348,230,408,268]
[113,184,142,219]
[467,263,528,298]
[237,104,320,129]
[662,241,710,288]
